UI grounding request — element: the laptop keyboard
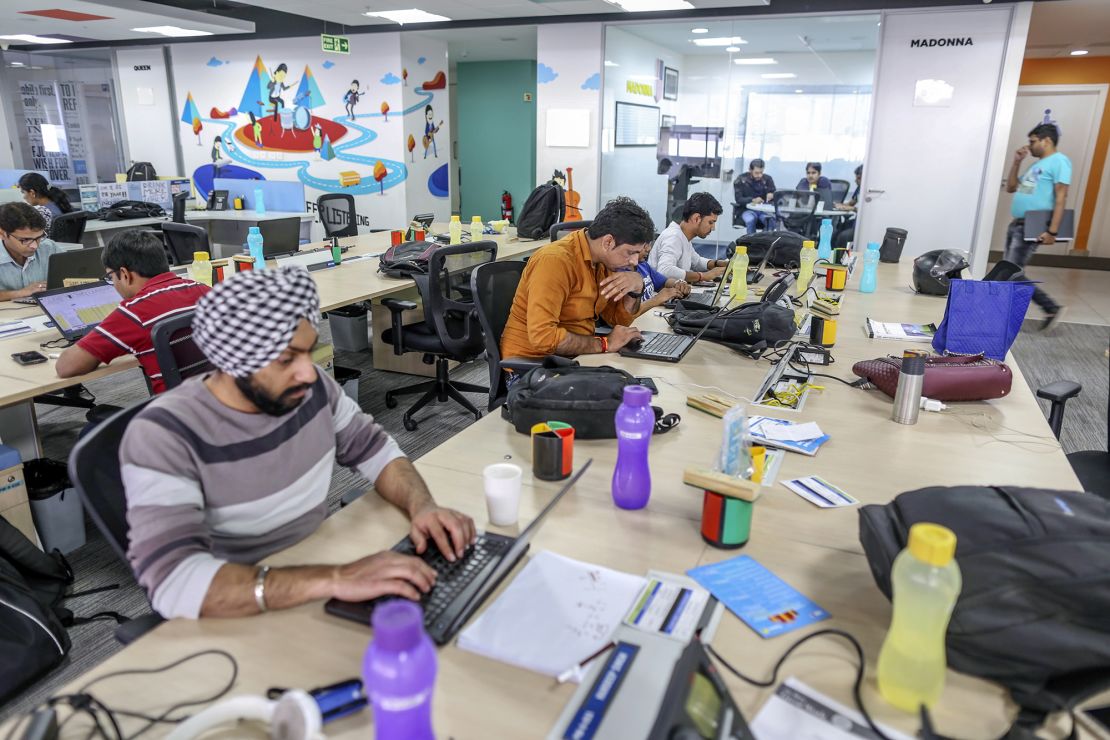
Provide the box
[392,533,511,625]
[639,333,687,357]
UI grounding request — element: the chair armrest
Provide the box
[381,298,417,356]
[1037,380,1082,403]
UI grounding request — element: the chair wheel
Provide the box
[385,393,397,409]
[403,416,418,432]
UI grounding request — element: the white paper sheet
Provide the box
[752,677,913,740]
[761,421,824,442]
[457,550,646,680]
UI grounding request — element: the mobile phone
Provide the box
[12,351,48,366]
[636,377,659,395]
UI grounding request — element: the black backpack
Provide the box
[97,200,166,222]
[0,518,72,702]
[125,161,157,181]
[377,240,438,279]
[506,363,638,439]
[859,486,1110,735]
[516,183,565,240]
[729,230,806,268]
[665,301,796,357]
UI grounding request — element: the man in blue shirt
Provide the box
[634,242,690,316]
[0,202,61,301]
[1004,123,1069,331]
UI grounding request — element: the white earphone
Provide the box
[165,689,324,740]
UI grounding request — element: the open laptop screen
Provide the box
[34,280,120,341]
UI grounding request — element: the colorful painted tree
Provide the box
[373,160,387,195]
[380,101,390,122]
[191,117,203,145]
[407,134,416,162]
[402,68,408,86]
[295,65,326,109]
[238,56,271,118]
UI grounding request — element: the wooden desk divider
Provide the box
[686,393,734,418]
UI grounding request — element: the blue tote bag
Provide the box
[931,279,1034,361]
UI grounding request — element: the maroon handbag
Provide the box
[851,353,1012,402]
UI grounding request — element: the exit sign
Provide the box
[321,34,350,54]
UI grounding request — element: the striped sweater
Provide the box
[119,370,404,619]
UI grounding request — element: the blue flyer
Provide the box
[687,555,830,638]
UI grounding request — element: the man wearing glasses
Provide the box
[0,202,59,301]
[56,229,209,393]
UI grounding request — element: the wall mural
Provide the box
[171,35,450,230]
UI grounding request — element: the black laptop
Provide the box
[259,216,303,258]
[47,247,105,289]
[619,300,728,363]
[326,460,592,645]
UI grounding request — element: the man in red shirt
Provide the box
[56,230,210,393]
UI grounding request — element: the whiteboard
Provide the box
[615,101,659,147]
[545,108,591,148]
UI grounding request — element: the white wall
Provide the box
[600,26,682,230]
[536,23,603,218]
[401,35,452,223]
[859,4,1032,268]
[115,47,180,178]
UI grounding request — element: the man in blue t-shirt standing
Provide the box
[1004,123,1069,331]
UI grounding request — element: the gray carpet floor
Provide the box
[2,319,1106,725]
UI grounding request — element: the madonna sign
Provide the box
[911,37,973,48]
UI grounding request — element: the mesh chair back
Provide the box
[49,211,89,243]
[161,222,209,266]
[67,400,153,562]
[772,190,819,235]
[829,179,851,204]
[412,241,497,361]
[471,260,526,410]
[318,193,358,238]
[549,220,592,242]
[151,310,211,391]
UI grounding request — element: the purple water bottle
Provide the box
[363,601,436,740]
[612,385,654,510]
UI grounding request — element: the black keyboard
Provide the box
[639,333,686,357]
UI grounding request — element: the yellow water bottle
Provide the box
[877,523,962,713]
[189,251,212,287]
[470,216,483,243]
[448,215,462,245]
[728,247,748,303]
[797,241,817,296]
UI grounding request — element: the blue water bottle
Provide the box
[247,226,266,270]
[254,187,266,216]
[817,218,833,260]
[860,241,880,293]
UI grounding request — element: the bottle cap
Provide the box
[803,240,816,249]
[867,241,880,250]
[248,226,260,234]
[472,216,482,222]
[450,215,460,222]
[622,384,652,407]
[371,600,425,651]
[736,246,747,254]
[193,251,210,261]
[908,523,957,567]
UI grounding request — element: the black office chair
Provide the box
[151,310,211,391]
[1037,339,1110,499]
[49,211,89,244]
[171,192,188,224]
[829,179,851,205]
[381,242,495,431]
[318,193,358,238]
[772,190,819,237]
[68,400,165,644]
[161,222,209,266]
[470,260,545,412]
[549,220,592,242]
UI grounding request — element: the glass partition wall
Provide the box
[601,15,879,249]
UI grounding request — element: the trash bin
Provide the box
[334,366,362,405]
[879,227,908,263]
[328,306,370,353]
[25,458,85,554]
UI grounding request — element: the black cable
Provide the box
[705,628,895,740]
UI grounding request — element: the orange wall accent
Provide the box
[1019,57,1110,251]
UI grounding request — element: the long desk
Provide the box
[1,260,1093,739]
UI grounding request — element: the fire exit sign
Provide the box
[321,34,350,54]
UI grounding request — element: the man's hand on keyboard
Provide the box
[410,504,477,562]
[607,324,643,353]
[332,551,437,603]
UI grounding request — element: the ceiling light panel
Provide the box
[692,36,747,47]
[131,26,213,37]
[734,58,777,65]
[364,8,452,23]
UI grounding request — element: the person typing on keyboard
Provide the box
[119,267,476,619]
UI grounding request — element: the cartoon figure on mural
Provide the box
[343,80,361,120]
[312,123,323,155]
[211,135,228,177]
[267,63,293,122]
[423,104,443,159]
[249,111,263,147]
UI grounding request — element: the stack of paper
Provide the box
[748,417,830,456]
[457,550,646,680]
[751,678,912,740]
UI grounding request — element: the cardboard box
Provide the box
[0,462,40,548]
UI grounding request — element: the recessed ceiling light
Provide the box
[691,28,709,34]
[363,8,451,24]
[795,89,804,93]
[692,36,747,47]
[131,26,213,37]
[605,0,693,10]
[604,60,619,67]
[1071,49,1089,56]
[0,34,72,44]
[10,61,24,67]
[725,46,741,53]
[762,73,796,79]
[734,57,777,65]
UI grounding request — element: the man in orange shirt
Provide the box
[500,197,651,361]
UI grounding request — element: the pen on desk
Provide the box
[556,641,616,684]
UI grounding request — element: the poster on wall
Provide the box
[57,81,90,185]
[20,81,74,187]
[169,35,450,235]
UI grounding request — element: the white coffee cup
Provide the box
[483,463,522,526]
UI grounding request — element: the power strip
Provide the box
[797,347,832,366]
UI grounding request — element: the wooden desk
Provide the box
[5,261,1091,739]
